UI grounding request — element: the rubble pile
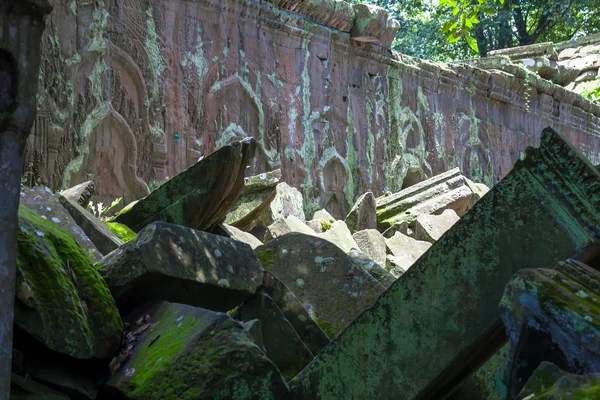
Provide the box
[10,129,600,399]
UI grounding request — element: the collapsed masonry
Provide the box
[10,127,600,399]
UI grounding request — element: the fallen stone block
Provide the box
[58,194,123,255]
[415,209,460,243]
[348,248,396,289]
[261,272,331,357]
[20,186,102,261]
[264,215,318,242]
[233,290,314,381]
[98,221,264,312]
[318,220,360,253]
[385,231,432,275]
[243,319,267,353]
[350,3,400,48]
[59,180,95,208]
[110,138,256,233]
[255,233,385,338]
[11,373,70,400]
[220,223,264,249]
[225,169,281,231]
[306,219,325,233]
[15,206,123,359]
[500,259,600,399]
[290,128,600,399]
[345,192,377,233]
[313,209,335,223]
[103,301,290,399]
[517,362,600,400]
[255,182,306,228]
[376,167,478,230]
[353,229,387,267]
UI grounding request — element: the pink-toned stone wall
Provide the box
[27,0,600,218]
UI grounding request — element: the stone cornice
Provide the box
[390,52,600,136]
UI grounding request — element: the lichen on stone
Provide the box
[15,205,123,359]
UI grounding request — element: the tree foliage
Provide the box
[348,0,600,61]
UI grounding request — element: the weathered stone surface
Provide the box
[500,259,600,399]
[58,193,123,255]
[15,206,123,359]
[221,223,264,249]
[261,272,331,357]
[20,186,102,261]
[98,221,264,311]
[110,138,256,233]
[347,248,396,289]
[260,182,306,225]
[242,319,266,353]
[59,180,95,207]
[11,373,70,400]
[384,232,432,274]
[353,229,387,267]
[350,4,400,47]
[318,220,360,253]
[256,233,385,338]
[104,301,290,399]
[517,362,600,400]
[264,215,317,242]
[225,169,281,231]
[345,191,377,233]
[244,169,282,193]
[306,219,324,233]
[313,209,335,223]
[290,129,600,399]
[234,291,314,381]
[415,209,460,243]
[376,168,478,230]
[26,0,600,219]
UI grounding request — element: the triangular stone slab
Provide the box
[110,138,256,232]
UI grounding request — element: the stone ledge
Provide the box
[265,0,399,49]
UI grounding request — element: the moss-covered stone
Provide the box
[255,233,385,338]
[233,291,314,381]
[98,221,264,312]
[105,301,290,399]
[14,205,123,359]
[105,221,136,243]
[519,362,600,399]
[500,259,600,398]
[109,138,256,233]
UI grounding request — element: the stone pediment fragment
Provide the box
[110,138,256,233]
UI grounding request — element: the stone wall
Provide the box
[27,0,600,218]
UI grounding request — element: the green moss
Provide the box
[116,303,284,399]
[126,308,202,397]
[312,314,336,339]
[318,218,332,232]
[105,222,137,243]
[255,249,275,267]
[16,205,123,359]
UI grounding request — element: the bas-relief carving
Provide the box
[26,0,600,214]
[71,110,148,207]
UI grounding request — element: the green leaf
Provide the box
[465,32,478,52]
[442,20,457,33]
